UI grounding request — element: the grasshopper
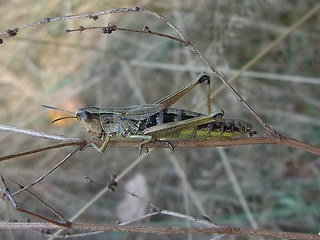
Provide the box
[43,73,253,153]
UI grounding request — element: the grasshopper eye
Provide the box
[80,111,93,123]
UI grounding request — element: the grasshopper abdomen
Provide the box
[135,108,252,139]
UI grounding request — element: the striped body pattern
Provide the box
[131,108,253,139]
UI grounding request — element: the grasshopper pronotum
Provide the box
[43,73,253,153]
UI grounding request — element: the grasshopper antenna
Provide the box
[41,104,77,123]
[41,104,75,115]
[51,116,77,124]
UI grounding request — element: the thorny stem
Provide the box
[0,7,141,38]
[66,25,186,44]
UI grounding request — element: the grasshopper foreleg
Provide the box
[90,135,111,153]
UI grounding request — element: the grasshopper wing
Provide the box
[120,104,165,121]
[97,104,165,121]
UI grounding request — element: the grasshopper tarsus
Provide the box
[164,141,174,151]
[137,145,149,154]
[137,145,143,154]
[107,175,118,192]
[248,130,257,137]
[197,73,210,84]
[212,109,224,119]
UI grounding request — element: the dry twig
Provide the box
[1,124,320,160]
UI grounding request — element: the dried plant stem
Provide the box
[0,177,71,227]
[0,142,84,162]
[0,222,318,240]
[0,7,141,38]
[66,25,186,44]
[0,124,83,143]
[1,124,319,160]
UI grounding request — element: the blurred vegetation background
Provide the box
[0,0,319,239]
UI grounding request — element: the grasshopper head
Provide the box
[76,107,103,139]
